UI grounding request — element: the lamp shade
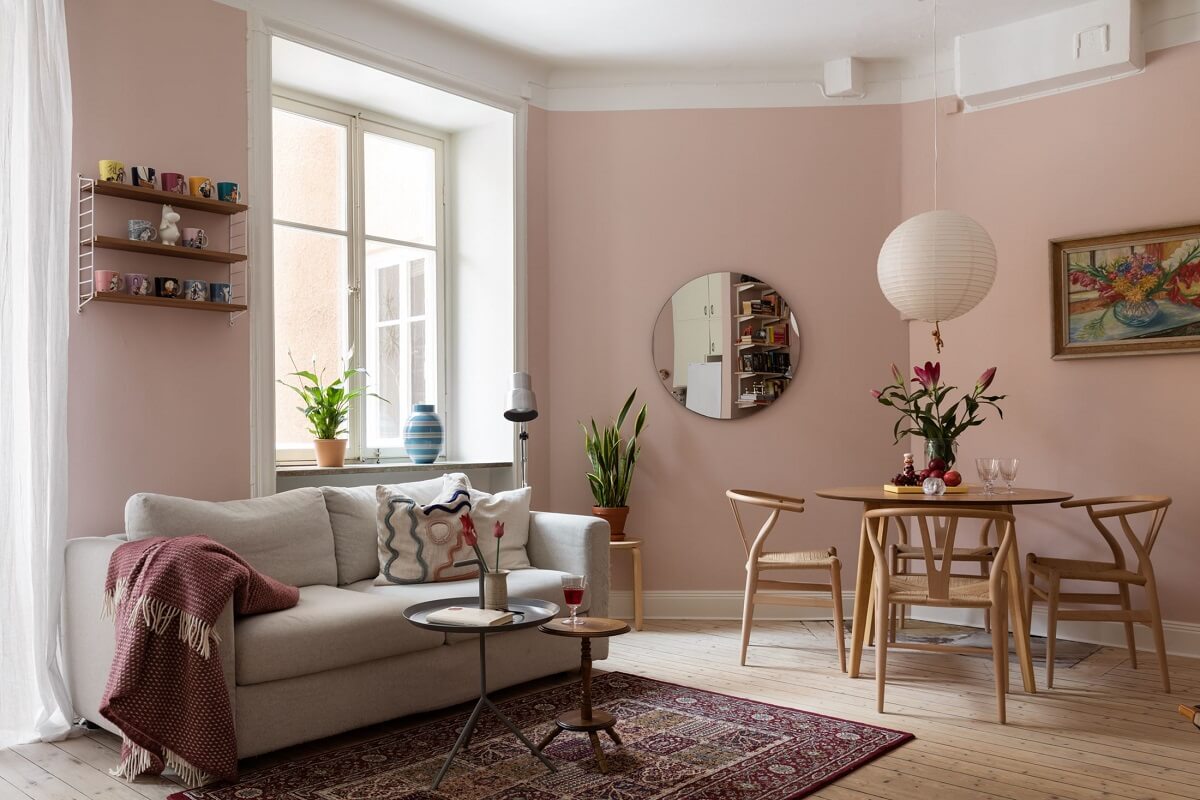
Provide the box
[877,210,997,323]
[503,371,538,422]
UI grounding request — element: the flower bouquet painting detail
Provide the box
[1053,225,1200,358]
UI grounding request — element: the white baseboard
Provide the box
[608,589,1200,658]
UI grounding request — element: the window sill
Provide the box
[276,460,512,479]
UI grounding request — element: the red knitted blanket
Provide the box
[100,536,299,786]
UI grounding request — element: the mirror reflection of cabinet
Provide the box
[654,272,797,420]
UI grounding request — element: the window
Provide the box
[273,97,444,462]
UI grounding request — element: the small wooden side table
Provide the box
[538,617,631,773]
[609,538,643,630]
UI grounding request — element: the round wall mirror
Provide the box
[652,273,799,419]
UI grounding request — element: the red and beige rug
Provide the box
[171,673,911,800]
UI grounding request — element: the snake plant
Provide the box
[582,389,647,508]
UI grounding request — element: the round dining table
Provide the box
[815,486,1073,694]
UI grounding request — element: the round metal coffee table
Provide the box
[537,616,631,773]
[404,596,559,789]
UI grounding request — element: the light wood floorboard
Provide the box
[1,620,1196,799]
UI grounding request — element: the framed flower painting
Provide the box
[1051,224,1200,359]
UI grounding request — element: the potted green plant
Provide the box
[582,389,647,541]
[278,354,383,468]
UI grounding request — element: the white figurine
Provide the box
[159,204,181,246]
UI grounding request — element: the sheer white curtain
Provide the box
[0,0,74,746]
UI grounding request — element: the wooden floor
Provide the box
[3,619,1198,800]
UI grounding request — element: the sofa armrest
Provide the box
[63,536,236,730]
[526,511,610,618]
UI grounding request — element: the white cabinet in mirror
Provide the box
[651,272,799,420]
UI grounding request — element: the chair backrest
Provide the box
[726,489,806,560]
[863,508,1016,601]
[1062,495,1171,573]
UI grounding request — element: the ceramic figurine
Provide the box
[159,205,181,246]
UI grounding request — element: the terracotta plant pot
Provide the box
[313,438,347,468]
[592,506,630,541]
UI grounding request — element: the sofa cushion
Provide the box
[448,475,532,571]
[125,488,336,587]
[375,482,480,585]
[322,477,444,585]
[234,585,444,685]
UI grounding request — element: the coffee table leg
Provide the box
[605,726,622,745]
[538,725,564,751]
[484,696,557,772]
[588,731,610,773]
[432,696,486,789]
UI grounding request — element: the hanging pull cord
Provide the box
[932,322,944,353]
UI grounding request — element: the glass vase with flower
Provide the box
[871,361,1006,474]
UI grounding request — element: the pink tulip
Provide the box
[493,521,505,539]
[977,366,997,392]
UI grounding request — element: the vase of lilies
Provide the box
[871,361,1005,469]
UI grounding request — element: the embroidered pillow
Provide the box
[445,475,533,571]
[374,483,479,585]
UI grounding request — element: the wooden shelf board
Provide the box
[735,282,767,292]
[85,180,248,215]
[88,235,246,264]
[736,314,783,322]
[736,371,788,377]
[91,292,247,313]
[735,342,786,350]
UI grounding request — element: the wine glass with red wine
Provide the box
[561,575,587,626]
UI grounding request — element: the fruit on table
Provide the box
[927,457,947,471]
[943,470,962,487]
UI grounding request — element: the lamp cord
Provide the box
[932,0,938,213]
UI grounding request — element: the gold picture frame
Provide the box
[1051,224,1200,359]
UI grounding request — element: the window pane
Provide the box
[274,224,348,450]
[365,241,436,449]
[364,131,436,245]
[273,107,347,230]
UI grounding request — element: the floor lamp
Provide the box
[504,372,538,488]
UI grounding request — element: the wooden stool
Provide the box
[538,617,631,773]
[609,539,643,630]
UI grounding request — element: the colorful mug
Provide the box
[126,273,152,296]
[181,227,208,249]
[160,172,187,194]
[188,176,215,199]
[131,166,156,188]
[98,160,125,183]
[155,277,181,298]
[209,282,232,304]
[183,279,209,302]
[127,219,157,241]
[217,182,239,203]
[96,270,123,293]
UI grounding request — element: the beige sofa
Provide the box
[63,485,610,758]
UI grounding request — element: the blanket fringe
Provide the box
[111,737,216,788]
[103,590,220,659]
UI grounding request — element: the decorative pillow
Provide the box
[446,475,532,571]
[374,482,480,585]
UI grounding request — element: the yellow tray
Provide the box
[883,484,968,494]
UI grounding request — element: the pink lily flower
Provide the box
[977,366,997,393]
[870,389,882,399]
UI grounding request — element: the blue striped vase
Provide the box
[403,404,444,464]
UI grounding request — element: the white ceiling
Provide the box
[376,0,1086,71]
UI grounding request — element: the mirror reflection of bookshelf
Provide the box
[734,277,794,410]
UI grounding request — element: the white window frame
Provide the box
[272,93,448,464]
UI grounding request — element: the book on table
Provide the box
[426,606,514,626]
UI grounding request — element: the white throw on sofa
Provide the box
[63,485,610,759]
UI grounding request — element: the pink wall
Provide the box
[898,43,1200,623]
[67,0,249,536]
[541,106,910,592]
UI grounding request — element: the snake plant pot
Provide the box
[403,404,444,464]
[313,438,347,468]
[592,506,630,541]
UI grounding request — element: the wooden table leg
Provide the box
[631,544,644,631]
[849,508,877,678]
[1001,506,1037,693]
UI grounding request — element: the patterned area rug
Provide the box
[171,673,911,800]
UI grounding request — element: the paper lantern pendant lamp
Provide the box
[877,209,997,351]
